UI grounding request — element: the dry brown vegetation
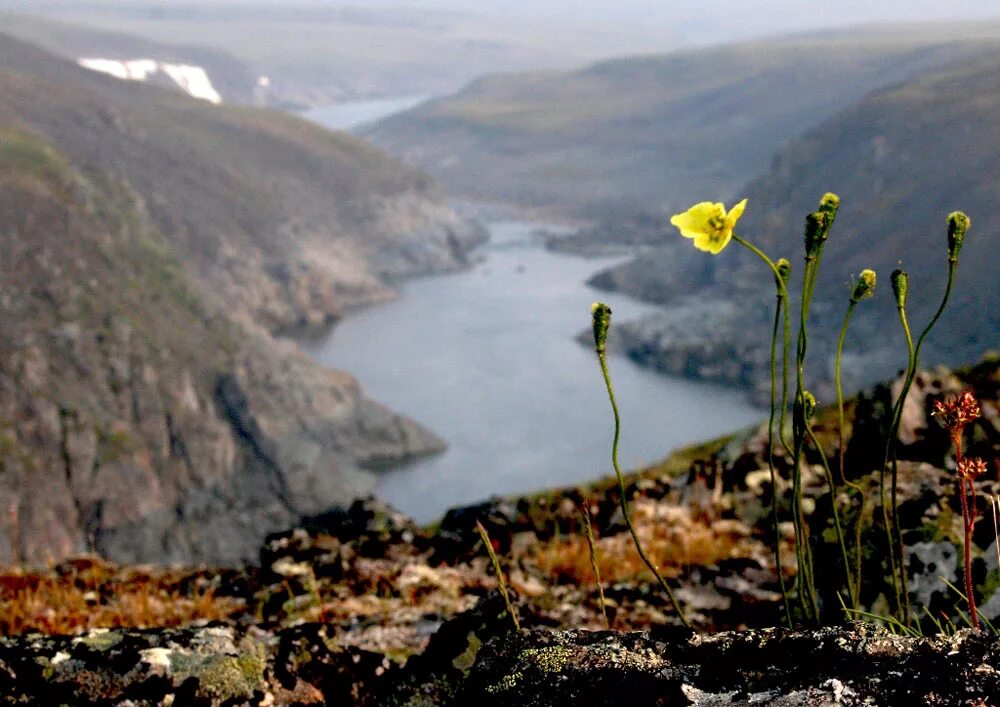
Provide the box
[0,557,244,636]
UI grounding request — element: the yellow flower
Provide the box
[669,198,748,254]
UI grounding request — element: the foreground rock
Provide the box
[4,610,1000,705]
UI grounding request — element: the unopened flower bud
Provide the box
[775,258,791,288]
[804,212,826,257]
[591,302,612,353]
[818,192,840,220]
[947,211,970,261]
[890,269,908,309]
[802,391,818,420]
[851,269,877,302]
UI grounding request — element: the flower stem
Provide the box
[880,260,957,624]
[805,424,857,609]
[834,299,867,606]
[769,293,794,627]
[733,234,819,621]
[596,350,691,628]
[579,502,610,629]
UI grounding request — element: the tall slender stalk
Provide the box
[579,502,610,629]
[880,213,967,625]
[835,271,876,608]
[768,280,794,627]
[806,418,856,609]
[475,521,520,631]
[731,235,819,619]
[591,303,691,628]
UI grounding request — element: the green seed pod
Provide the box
[591,302,612,353]
[802,391,818,420]
[891,269,908,309]
[775,258,792,288]
[851,269,877,302]
[947,211,970,261]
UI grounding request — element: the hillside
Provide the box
[0,34,484,334]
[0,36,484,565]
[0,12,259,104]
[0,2,684,108]
[601,48,1000,398]
[368,26,1000,219]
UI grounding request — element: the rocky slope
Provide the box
[368,25,1000,219]
[595,48,1000,398]
[0,37,484,565]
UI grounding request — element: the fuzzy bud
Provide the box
[804,212,826,257]
[591,302,612,354]
[851,269,877,302]
[818,192,840,220]
[775,258,792,288]
[802,391,818,420]
[947,211,970,261]
[890,269,908,309]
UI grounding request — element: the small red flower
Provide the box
[958,457,988,481]
[933,391,982,431]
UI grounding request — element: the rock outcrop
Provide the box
[4,612,1000,705]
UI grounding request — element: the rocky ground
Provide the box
[2,358,1000,704]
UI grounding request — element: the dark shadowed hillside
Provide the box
[600,48,1000,398]
[368,26,1000,219]
[0,36,484,564]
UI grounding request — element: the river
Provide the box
[303,95,430,131]
[301,221,763,523]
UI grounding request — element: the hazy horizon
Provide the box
[4,1,1000,52]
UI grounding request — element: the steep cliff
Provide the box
[0,37,484,564]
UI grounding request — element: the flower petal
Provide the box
[670,202,725,240]
[726,198,748,225]
[693,227,732,255]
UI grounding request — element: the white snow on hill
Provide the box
[78,58,223,104]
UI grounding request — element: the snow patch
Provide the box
[78,58,223,104]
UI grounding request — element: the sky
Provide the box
[189,0,1000,31]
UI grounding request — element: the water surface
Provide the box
[303,94,429,131]
[302,221,762,523]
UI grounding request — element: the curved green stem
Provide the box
[835,301,862,489]
[769,295,794,627]
[806,424,857,609]
[880,261,956,624]
[835,299,867,604]
[597,351,691,628]
[733,234,818,621]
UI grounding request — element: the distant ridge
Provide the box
[368,25,1000,219]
